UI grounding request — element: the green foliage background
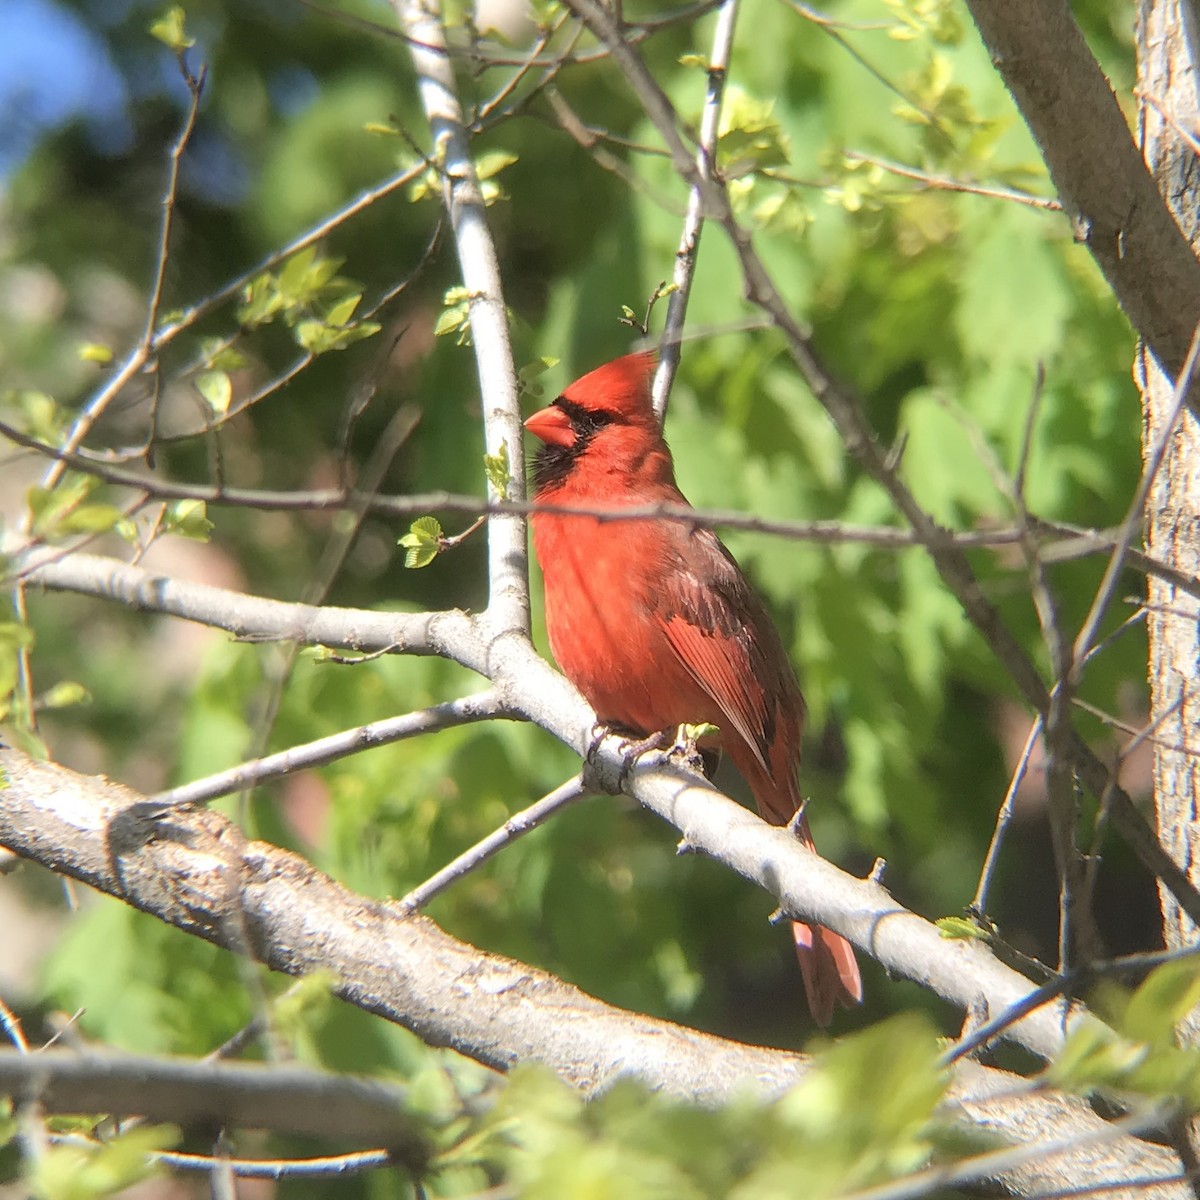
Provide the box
[0,0,1163,1194]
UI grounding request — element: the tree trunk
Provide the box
[1137,0,1200,1036]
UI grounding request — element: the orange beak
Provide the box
[524,405,575,447]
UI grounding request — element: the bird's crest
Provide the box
[560,351,656,422]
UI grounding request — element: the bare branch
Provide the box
[399,774,587,911]
[147,692,506,810]
[843,150,1063,212]
[41,58,206,492]
[0,1050,430,1170]
[394,0,528,638]
[964,0,1200,388]
[651,0,740,419]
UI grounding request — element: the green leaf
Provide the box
[14,391,65,444]
[325,292,362,327]
[295,317,380,354]
[1123,958,1200,1047]
[277,244,321,298]
[435,286,474,345]
[28,477,96,539]
[476,150,518,181]
[57,503,126,536]
[195,369,232,416]
[148,6,194,51]
[484,444,511,498]
[518,356,559,399]
[1046,1018,1147,1095]
[399,516,445,568]
[717,87,790,179]
[238,273,282,328]
[197,337,249,371]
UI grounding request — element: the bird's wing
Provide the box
[651,526,784,777]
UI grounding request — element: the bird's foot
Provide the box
[583,723,669,792]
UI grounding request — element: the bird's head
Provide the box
[524,352,661,494]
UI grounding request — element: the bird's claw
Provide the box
[615,728,673,788]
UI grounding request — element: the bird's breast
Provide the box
[532,511,717,735]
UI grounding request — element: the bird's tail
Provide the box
[792,919,862,1028]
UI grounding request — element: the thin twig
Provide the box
[399,774,587,911]
[651,0,740,420]
[145,692,505,810]
[844,150,1062,212]
[42,58,206,493]
[972,715,1042,916]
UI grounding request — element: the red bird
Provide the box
[525,351,862,1026]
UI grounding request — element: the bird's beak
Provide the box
[524,405,575,447]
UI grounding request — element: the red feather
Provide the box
[526,353,862,1026]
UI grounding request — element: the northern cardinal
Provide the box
[525,351,862,1026]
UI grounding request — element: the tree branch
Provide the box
[0,1049,430,1171]
[0,746,1188,1197]
[393,0,529,638]
[964,0,1200,388]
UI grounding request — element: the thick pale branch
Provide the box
[393,0,528,637]
[18,551,482,673]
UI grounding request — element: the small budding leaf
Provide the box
[399,516,444,569]
[149,5,194,50]
[936,916,989,941]
[198,337,249,371]
[40,681,91,710]
[165,499,214,542]
[517,356,559,399]
[476,149,518,181]
[27,476,95,539]
[718,87,791,179]
[682,722,720,741]
[16,391,64,443]
[58,503,126,536]
[678,53,708,69]
[196,369,232,416]
[78,342,113,365]
[435,286,474,345]
[484,445,511,497]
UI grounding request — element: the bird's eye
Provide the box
[554,398,616,437]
